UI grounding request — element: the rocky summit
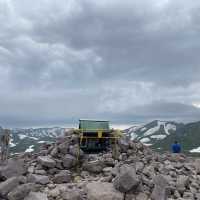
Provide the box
[1,130,200,200]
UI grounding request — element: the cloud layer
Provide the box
[0,0,200,127]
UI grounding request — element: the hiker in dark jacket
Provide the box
[172,141,181,153]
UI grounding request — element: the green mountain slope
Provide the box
[125,120,200,154]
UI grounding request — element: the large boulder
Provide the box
[62,154,77,169]
[167,154,186,163]
[194,159,200,174]
[7,183,35,200]
[24,192,48,200]
[53,170,72,184]
[37,156,56,168]
[83,160,104,173]
[86,182,123,200]
[0,177,19,197]
[176,175,190,195]
[0,159,27,179]
[69,145,84,158]
[135,193,149,200]
[102,154,115,167]
[50,147,59,157]
[151,175,169,200]
[27,174,49,185]
[113,165,140,193]
[183,192,194,199]
[61,189,82,200]
[48,188,60,198]
[118,138,129,153]
[58,141,70,154]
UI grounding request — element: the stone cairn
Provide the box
[0,129,200,200]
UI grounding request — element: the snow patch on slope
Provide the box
[150,135,167,139]
[140,138,152,146]
[143,126,160,136]
[18,134,26,139]
[10,138,17,147]
[25,145,34,153]
[38,141,45,144]
[140,138,150,143]
[18,134,38,140]
[126,125,144,140]
[143,143,152,146]
[141,127,147,131]
[190,147,200,153]
[165,124,176,135]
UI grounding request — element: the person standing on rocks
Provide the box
[0,129,10,163]
[172,141,181,153]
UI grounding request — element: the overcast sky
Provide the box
[1,0,200,127]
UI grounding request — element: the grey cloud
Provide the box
[0,0,200,127]
[104,102,200,123]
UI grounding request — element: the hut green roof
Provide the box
[79,120,110,131]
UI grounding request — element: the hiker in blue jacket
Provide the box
[172,141,181,153]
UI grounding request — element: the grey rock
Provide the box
[53,170,71,184]
[83,160,104,173]
[55,159,63,169]
[183,192,194,199]
[28,166,35,174]
[39,150,48,156]
[135,162,145,172]
[86,182,123,200]
[135,192,148,200]
[18,175,27,184]
[34,169,46,175]
[7,183,35,200]
[0,177,19,197]
[111,165,120,177]
[113,164,140,193]
[61,189,82,200]
[103,157,115,167]
[37,156,56,168]
[28,174,49,185]
[118,138,129,153]
[0,159,27,179]
[48,188,60,198]
[47,167,59,175]
[195,193,200,199]
[62,154,77,169]
[176,175,190,194]
[69,145,84,158]
[143,166,155,178]
[50,146,58,157]
[58,141,70,154]
[24,192,48,200]
[103,167,112,176]
[151,175,168,200]
[194,159,200,174]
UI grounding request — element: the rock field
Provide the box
[0,129,200,200]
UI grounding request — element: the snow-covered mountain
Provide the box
[125,120,179,146]
[3,120,200,154]
[124,120,200,154]
[0,127,66,154]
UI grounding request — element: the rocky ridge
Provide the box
[0,129,200,199]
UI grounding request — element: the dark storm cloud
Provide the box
[0,0,200,127]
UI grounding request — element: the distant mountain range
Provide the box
[1,120,200,154]
[124,120,200,154]
[0,127,66,154]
